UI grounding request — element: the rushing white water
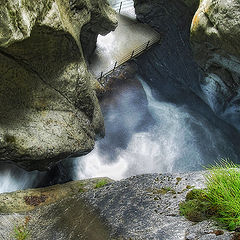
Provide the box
[89,14,158,78]
[0,164,43,194]
[74,76,238,180]
[1,75,239,192]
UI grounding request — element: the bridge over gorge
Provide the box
[88,0,161,86]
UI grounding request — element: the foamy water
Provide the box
[74,76,238,180]
[0,165,43,194]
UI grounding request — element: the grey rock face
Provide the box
[133,0,203,101]
[190,0,240,130]
[0,0,117,170]
[81,172,234,240]
[0,172,235,239]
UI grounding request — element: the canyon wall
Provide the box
[190,0,240,130]
[134,0,240,132]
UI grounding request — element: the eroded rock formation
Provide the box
[134,0,240,132]
[0,0,117,170]
[190,0,240,129]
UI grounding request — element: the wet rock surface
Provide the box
[190,0,240,130]
[133,0,204,107]
[0,172,236,239]
[0,0,117,170]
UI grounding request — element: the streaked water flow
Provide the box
[73,75,239,180]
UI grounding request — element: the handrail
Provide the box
[97,33,161,86]
[95,0,161,86]
[111,1,135,15]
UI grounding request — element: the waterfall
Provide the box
[0,0,239,191]
[1,73,239,192]
[0,163,72,194]
[0,164,43,194]
[73,75,239,180]
[1,75,239,192]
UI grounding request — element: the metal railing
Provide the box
[111,1,134,13]
[97,33,161,85]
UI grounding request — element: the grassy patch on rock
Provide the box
[13,216,31,240]
[179,189,214,222]
[95,179,108,189]
[180,160,240,230]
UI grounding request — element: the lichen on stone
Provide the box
[0,0,117,170]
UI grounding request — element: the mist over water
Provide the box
[0,2,238,197]
[0,161,73,193]
[74,75,240,180]
[0,164,43,194]
[1,0,239,191]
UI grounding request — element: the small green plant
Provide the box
[78,183,86,193]
[204,160,240,230]
[176,177,182,185]
[162,186,176,194]
[95,179,108,188]
[13,216,30,240]
[179,189,214,222]
[180,159,240,230]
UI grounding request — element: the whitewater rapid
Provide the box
[1,0,239,192]
[0,164,43,194]
[73,75,239,181]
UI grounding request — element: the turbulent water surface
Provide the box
[73,74,240,181]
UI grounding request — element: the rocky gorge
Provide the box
[0,0,240,239]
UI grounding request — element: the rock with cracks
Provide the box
[190,0,240,129]
[0,0,117,170]
[0,172,236,239]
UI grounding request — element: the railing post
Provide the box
[119,2,122,13]
[145,40,150,50]
[130,50,134,59]
[99,71,103,81]
[113,61,117,72]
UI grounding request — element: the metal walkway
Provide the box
[110,0,136,18]
[89,1,161,85]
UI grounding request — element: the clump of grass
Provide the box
[95,179,108,189]
[78,183,86,193]
[204,160,240,230]
[180,159,240,231]
[179,189,214,222]
[148,187,176,195]
[13,216,30,240]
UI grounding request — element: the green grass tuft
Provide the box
[179,189,214,222]
[95,179,108,189]
[204,159,240,230]
[13,216,30,240]
[180,159,240,230]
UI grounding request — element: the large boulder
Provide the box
[190,0,240,129]
[0,0,117,170]
[0,172,236,239]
